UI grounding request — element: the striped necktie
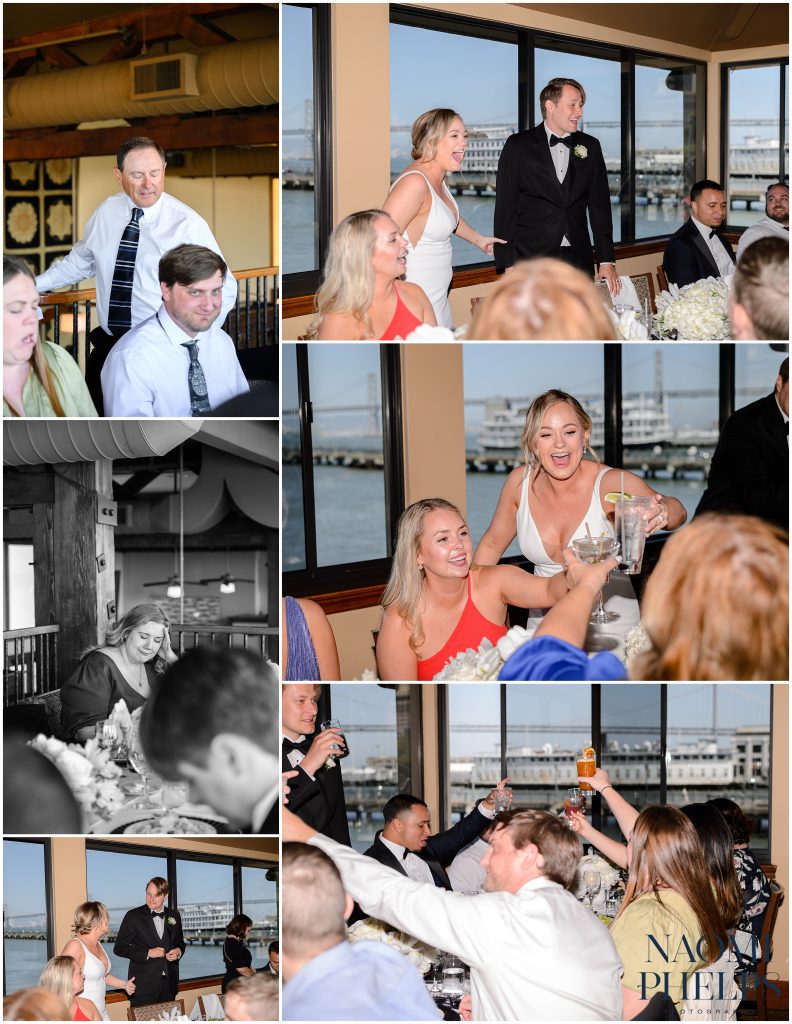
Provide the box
[181,340,212,414]
[107,207,143,334]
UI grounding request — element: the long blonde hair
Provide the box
[469,258,617,340]
[632,514,789,680]
[39,956,77,1010]
[4,256,66,418]
[308,210,386,340]
[411,108,461,161]
[616,806,728,965]
[3,987,71,1021]
[381,497,465,652]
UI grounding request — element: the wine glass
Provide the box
[98,720,118,753]
[570,536,620,625]
[127,741,154,810]
[563,787,585,828]
[583,868,601,910]
[441,956,464,1009]
[492,788,510,814]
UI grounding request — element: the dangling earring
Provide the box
[583,444,588,455]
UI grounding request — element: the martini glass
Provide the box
[571,536,620,625]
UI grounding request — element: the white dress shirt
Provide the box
[691,215,735,278]
[379,835,435,885]
[447,836,489,893]
[543,122,571,248]
[36,191,237,331]
[735,215,789,261]
[101,305,249,416]
[311,833,623,1021]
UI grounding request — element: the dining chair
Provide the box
[469,295,485,317]
[127,998,186,1021]
[629,272,656,314]
[737,880,785,1020]
[656,264,669,292]
[197,992,226,1017]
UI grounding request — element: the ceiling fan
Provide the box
[199,571,254,594]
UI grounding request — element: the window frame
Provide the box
[437,683,774,860]
[283,4,708,299]
[2,838,54,996]
[719,56,789,233]
[84,841,278,990]
[282,2,333,297]
[284,344,405,599]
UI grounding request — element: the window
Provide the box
[735,344,784,412]
[328,683,420,852]
[175,858,234,983]
[722,60,789,228]
[3,840,51,993]
[635,57,703,240]
[241,865,278,959]
[283,343,404,594]
[463,345,605,557]
[390,18,518,268]
[439,685,774,856]
[620,344,719,521]
[282,3,332,292]
[85,847,168,989]
[4,544,34,629]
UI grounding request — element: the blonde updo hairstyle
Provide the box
[519,389,597,481]
[469,258,618,340]
[411,108,462,161]
[381,497,465,653]
[308,210,388,340]
[72,901,108,936]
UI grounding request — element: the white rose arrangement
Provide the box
[29,734,126,820]
[433,624,539,680]
[654,277,731,340]
[348,918,441,977]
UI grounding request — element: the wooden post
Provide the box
[266,529,278,631]
[52,459,115,683]
[32,502,55,626]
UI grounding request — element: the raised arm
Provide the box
[474,467,522,565]
[583,768,639,841]
[568,811,628,870]
[375,606,419,681]
[533,550,617,649]
[602,469,687,534]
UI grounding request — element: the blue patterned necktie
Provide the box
[181,339,211,414]
[107,207,143,334]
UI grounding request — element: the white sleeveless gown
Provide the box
[516,465,640,658]
[77,938,111,1020]
[389,170,459,328]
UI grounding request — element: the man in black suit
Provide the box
[364,783,510,890]
[662,179,736,287]
[695,357,788,530]
[282,683,351,846]
[263,940,279,976]
[114,877,185,1007]
[494,77,619,292]
[140,649,279,833]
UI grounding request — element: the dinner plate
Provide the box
[111,815,237,835]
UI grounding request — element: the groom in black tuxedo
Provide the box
[494,77,619,292]
[114,877,185,1006]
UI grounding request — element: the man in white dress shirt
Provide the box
[283,805,623,1021]
[662,179,736,287]
[101,243,249,416]
[36,137,237,412]
[736,182,789,261]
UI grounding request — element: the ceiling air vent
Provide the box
[129,53,199,100]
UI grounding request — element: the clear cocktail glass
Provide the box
[570,535,620,624]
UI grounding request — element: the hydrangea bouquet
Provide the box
[654,277,731,340]
[29,733,126,821]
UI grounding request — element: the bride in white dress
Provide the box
[62,902,135,1020]
[383,109,504,328]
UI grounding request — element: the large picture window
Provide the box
[441,684,774,857]
[722,59,789,228]
[3,840,51,993]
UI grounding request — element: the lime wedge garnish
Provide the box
[604,491,632,503]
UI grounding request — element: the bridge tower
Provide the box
[367,373,380,436]
[303,98,314,159]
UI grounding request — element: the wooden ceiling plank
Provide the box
[4,111,278,161]
[40,45,86,70]
[179,14,236,48]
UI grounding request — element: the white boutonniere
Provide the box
[573,144,588,159]
[324,756,337,770]
[167,916,176,925]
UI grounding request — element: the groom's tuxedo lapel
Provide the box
[531,126,564,198]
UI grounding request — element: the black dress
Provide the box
[222,936,253,993]
[60,650,154,740]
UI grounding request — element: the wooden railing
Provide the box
[172,623,279,664]
[39,265,279,373]
[3,625,60,706]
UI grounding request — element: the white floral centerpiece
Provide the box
[348,918,441,976]
[623,624,652,664]
[29,734,126,821]
[433,624,539,680]
[654,277,731,340]
[574,853,621,913]
[400,324,465,341]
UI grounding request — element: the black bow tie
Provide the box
[709,229,717,239]
[549,134,574,148]
[402,848,410,860]
[151,911,165,918]
[283,737,309,755]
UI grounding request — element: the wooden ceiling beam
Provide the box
[179,14,236,48]
[4,110,278,161]
[40,45,85,70]
[4,4,248,54]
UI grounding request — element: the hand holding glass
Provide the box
[614,496,652,574]
[570,536,620,624]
